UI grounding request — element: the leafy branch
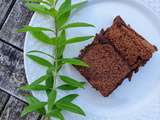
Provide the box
[18,0,95,120]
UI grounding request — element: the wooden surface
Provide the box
[0,0,33,50]
[0,0,15,28]
[0,0,41,119]
[0,90,9,114]
[0,96,39,120]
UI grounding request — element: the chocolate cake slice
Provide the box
[77,16,157,97]
[104,16,157,71]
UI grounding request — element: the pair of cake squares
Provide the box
[77,16,157,96]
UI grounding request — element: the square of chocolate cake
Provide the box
[77,16,157,96]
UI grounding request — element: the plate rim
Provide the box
[23,0,160,119]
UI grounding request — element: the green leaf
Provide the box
[25,1,57,17]
[36,108,46,115]
[60,22,95,30]
[56,94,78,103]
[66,36,94,44]
[58,84,78,90]
[51,37,57,45]
[31,75,49,85]
[17,26,54,32]
[27,54,52,67]
[28,50,54,59]
[46,75,54,90]
[61,58,89,67]
[71,1,88,10]
[56,0,71,28]
[25,96,46,115]
[31,31,55,45]
[48,90,57,111]
[25,0,50,5]
[56,12,71,29]
[25,96,40,104]
[20,84,50,91]
[57,61,63,71]
[58,0,71,17]
[45,77,53,96]
[47,110,64,120]
[46,68,54,89]
[56,0,88,28]
[48,0,55,4]
[21,102,47,117]
[56,102,85,116]
[57,30,66,58]
[25,3,50,14]
[57,30,66,45]
[60,75,85,88]
[49,8,58,17]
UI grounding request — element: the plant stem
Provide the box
[44,117,50,120]
[52,20,58,89]
[53,53,58,89]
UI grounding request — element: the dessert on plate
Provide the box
[77,16,157,96]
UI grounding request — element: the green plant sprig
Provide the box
[18,0,95,120]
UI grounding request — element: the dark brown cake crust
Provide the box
[77,16,157,97]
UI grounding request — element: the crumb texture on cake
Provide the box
[77,16,157,97]
[104,16,157,70]
[78,43,131,96]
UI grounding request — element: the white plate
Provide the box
[24,0,160,120]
